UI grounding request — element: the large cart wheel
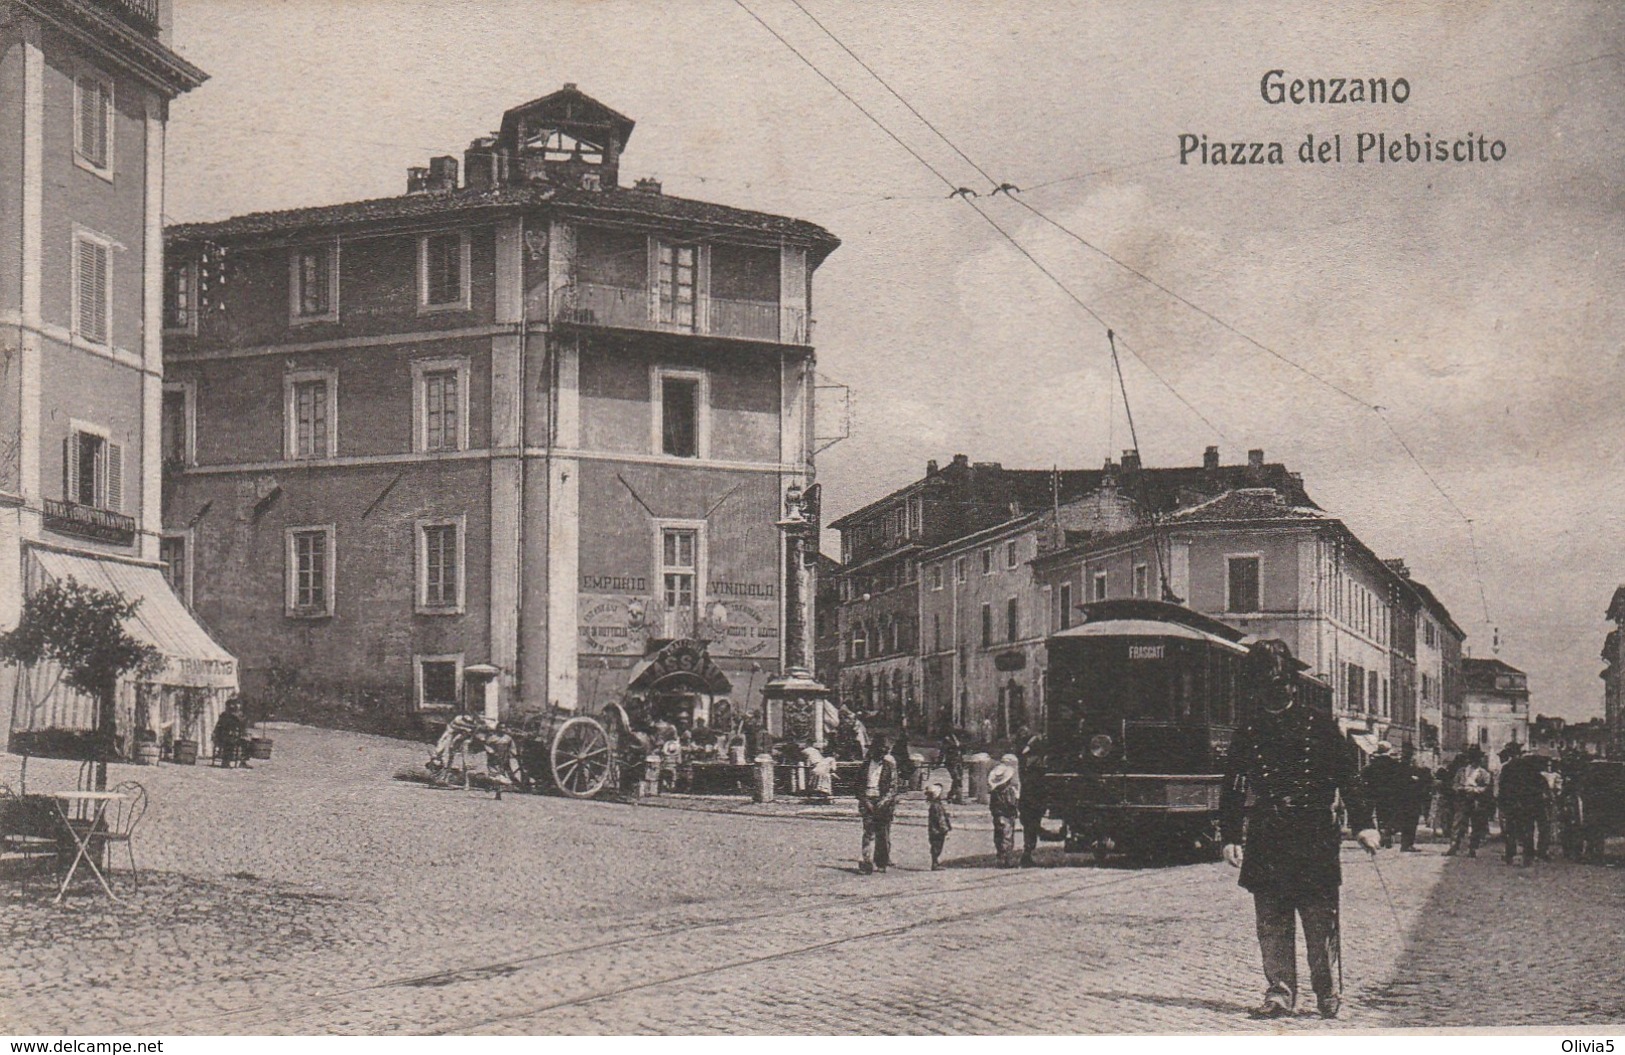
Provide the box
[550,715,614,798]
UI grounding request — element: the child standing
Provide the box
[926,783,953,870]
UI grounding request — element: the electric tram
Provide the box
[1043,599,1332,860]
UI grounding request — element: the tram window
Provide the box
[1212,655,1234,724]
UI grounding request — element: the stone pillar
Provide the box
[753,754,776,803]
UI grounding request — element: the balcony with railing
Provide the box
[552,283,811,346]
[43,498,137,546]
[89,0,161,32]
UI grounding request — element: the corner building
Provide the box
[162,86,837,727]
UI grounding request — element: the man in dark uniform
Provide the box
[1398,744,1432,852]
[1361,741,1405,848]
[1017,734,1047,867]
[1221,639,1380,1020]
[1496,742,1544,866]
[939,728,965,804]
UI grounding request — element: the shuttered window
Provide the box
[74,237,110,345]
[75,75,111,171]
[63,430,121,510]
[421,233,465,307]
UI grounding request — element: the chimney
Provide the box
[465,136,498,190]
[427,155,459,192]
[926,459,939,475]
[1121,448,1141,472]
[1203,445,1219,471]
[633,177,663,194]
[1248,448,1265,469]
[951,454,969,468]
[563,82,578,91]
[407,166,431,194]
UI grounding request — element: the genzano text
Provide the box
[1261,69,1410,104]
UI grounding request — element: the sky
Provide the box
[162,0,1625,722]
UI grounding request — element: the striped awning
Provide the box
[29,547,238,688]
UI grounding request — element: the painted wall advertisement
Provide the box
[577,579,780,659]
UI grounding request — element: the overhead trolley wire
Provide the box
[760,0,1497,626]
[734,0,1229,443]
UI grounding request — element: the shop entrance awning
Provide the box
[1349,732,1381,758]
[29,547,238,688]
[626,639,732,696]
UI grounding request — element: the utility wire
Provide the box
[1013,197,1370,407]
[750,0,1495,629]
[784,0,999,188]
[745,0,1226,443]
[962,197,1231,441]
[731,0,960,195]
[1016,194,1495,623]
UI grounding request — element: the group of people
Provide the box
[854,731,1048,875]
[1436,741,1564,864]
[1358,736,1570,866]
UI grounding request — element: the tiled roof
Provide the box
[166,184,840,262]
[1165,487,1330,523]
[829,458,1315,531]
[1463,657,1526,677]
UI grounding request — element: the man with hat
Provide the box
[1398,742,1432,852]
[1220,639,1379,1020]
[1361,740,1406,849]
[1496,741,1544,866]
[1445,746,1493,856]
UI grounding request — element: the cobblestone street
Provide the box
[3,724,1622,1035]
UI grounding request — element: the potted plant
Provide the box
[172,687,204,765]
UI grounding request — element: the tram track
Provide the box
[437,865,1176,1034]
[166,853,1188,1032]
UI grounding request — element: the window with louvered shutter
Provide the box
[105,443,122,511]
[75,76,110,170]
[64,430,113,508]
[75,238,109,344]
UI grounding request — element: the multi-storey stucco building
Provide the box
[1030,459,1466,755]
[1407,574,1465,763]
[161,86,837,730]
[1460,657,1530,761]
[0,0,232,754]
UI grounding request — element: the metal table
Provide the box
[48,790,129,903]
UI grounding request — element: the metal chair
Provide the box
[88,781,148,892]
[0,783,58,893]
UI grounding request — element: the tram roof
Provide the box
[1049,618,1251,655]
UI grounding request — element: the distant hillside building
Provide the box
[161,86,838,729]
[1529,714,1608,758]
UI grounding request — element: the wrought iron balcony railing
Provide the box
[43,497,137,545]
[552,283,811,345]
[90,0,161,32]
